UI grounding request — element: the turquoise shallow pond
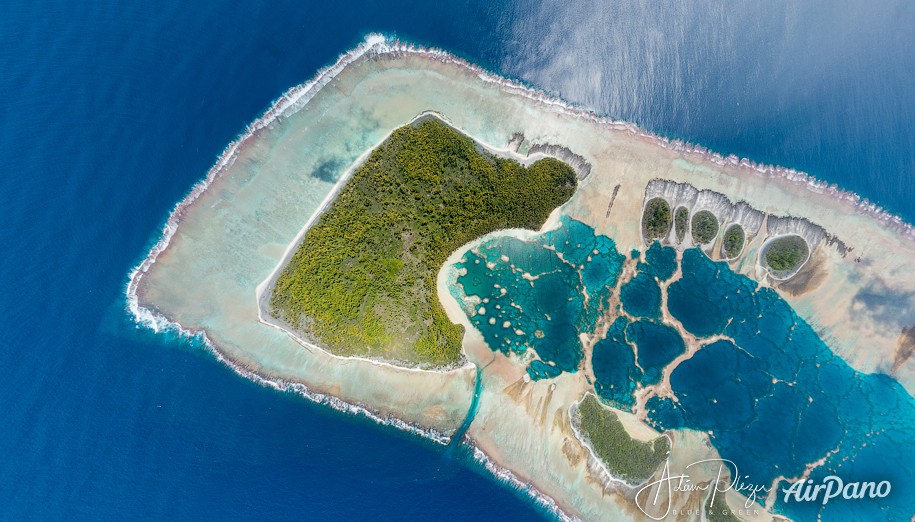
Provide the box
[654,248,915,520]
[5,0,913,518]
[626,319,684,386]
[450,218,915,521]
[619,242,677,320]
[452,216,625,378]
[591,317,639,408]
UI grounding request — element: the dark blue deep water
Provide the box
[2,0,914,519]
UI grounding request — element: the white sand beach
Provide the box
[129,36,915,520]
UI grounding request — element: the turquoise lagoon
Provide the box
[450,217,915,521]
[453,216,625,377]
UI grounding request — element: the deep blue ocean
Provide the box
[1,0,913,519]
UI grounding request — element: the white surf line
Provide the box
[125,33,915,518]
[567,394,659,490]
[253,108,579,373]
[127,34,392,333]
[379,38,914,239]
[469,443,577,522]
[131,32,914,338]
[125,37,461,445]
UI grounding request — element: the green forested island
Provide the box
[764,235,810,272]
[691,210,719,245]
[641,198,672,241]
[269,117,577,366]
[722,224,745,259]
[576,395,669,484]
[674,207,688,244]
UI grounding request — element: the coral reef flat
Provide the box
[131,37,915,521]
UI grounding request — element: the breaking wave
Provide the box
[125,32,915,521]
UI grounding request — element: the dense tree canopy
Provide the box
[674,207,689,244]
[269,118,577,366]
[691,210,719,245]
[765,235,809,272]
[722,225,745,259]
[577,395,669,484]
[642,198,672,241]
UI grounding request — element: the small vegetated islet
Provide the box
[269,118,577,366]
[576,395,669,484]
[691,210,719,245]
[642,198,672,241]
[765,235,810,271]
[674,207,689,243]
[722,225,745,259]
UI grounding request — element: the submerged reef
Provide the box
[653,248,915,521]
[450,215,915,521]
[626,319,684,386]
[592,317,641,408]
[453,216,624,377]
[130,36,915,522]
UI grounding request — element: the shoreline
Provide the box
[252,111,470,373]
[126,301,456,445]
[385,40,914,240]
[469,443,575,522]
[567,393,669,489]
[126,34,391,335]
[125,34,914,521]
[126,34,914,332]
[125,31,915,358]
[253,110,577,373]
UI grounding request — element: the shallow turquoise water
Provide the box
[591,317,640,408]
[590,318,684,407]
[651,249,915,520]
[5,0,913,519]
[452,219,915,521]
[453,216,625,378]
[620,272,661,319]
[642,241,678,281]
[527,360,564,381]
[619,242,677,320]
[627,320,684,386]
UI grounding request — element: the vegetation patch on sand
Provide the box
[722,224,745,259]
[642,197,672,242]
[764,234,810,273]
[706,491,742,522]
[674,206,689,244]
[691,210,720,245]
[269,117,577,366]
[575,395,669,484]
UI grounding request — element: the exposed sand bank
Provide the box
[129,35,913,520]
